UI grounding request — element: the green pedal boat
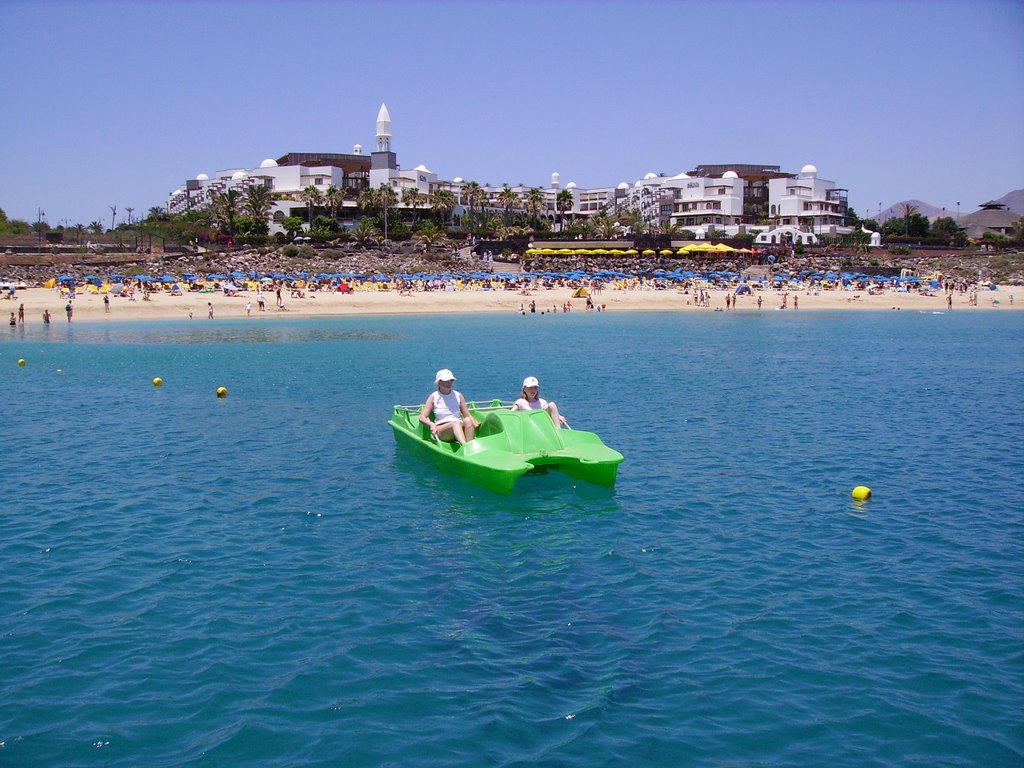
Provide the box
[389,400,624,494]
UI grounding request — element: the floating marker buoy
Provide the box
[152,377,163,387]
[216,386,228,398]
[18,358,26,366]
[851,485,872,500]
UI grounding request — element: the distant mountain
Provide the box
[877,190,1024,222]
[877,200,951,223]
[995,189,1024,215]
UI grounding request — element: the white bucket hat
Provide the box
[522,376,539,388]
[435,369,456,384]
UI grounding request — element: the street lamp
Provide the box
[37,208,45,247]
[956,201,960,223]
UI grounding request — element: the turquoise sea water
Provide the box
[2,310,1022,767]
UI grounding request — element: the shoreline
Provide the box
[2,284,1021,324]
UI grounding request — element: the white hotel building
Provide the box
[167,104,853,243]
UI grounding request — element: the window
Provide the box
[315,178,324,186]
[718,188,725,195]
[264,179,274,190]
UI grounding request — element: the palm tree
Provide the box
[402,187,423,223]
[351,219,380,248]
[462,181,484,231]
[244,184,274,224]
[900,202,918,238]
[325,185,345,221]
[556,189,574,232]
[358,187,379,216]
[498,185,520,226]
[430,189,456,226]
[485,214,504,238]
[300,185,323,227]
[524,187,545,229]
[211,189,241,237]
[377,184,398,243]
[415,221,446,250]
[592,215,619,240]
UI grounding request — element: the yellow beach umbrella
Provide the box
[660,249,675,255]
[642,249,656,255]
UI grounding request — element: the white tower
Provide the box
[376,103,392,153]
[370,103,398,189]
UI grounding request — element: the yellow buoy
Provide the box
[216,386,228,398]
[152,377,163,387]
[851,485,872,500]
[18,358,26,366]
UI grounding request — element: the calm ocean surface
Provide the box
[2,310,1022,767]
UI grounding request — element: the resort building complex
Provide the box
[167,103,856,245]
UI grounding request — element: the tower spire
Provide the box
[376,103,392,153]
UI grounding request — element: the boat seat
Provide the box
[477,409,563,455]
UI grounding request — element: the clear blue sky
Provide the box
[2,0,1021,227]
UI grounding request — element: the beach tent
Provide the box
[572,287,591,298]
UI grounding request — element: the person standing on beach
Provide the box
[246,301,252,317]
[18,303,25,324]
[208,302,214,319]
[947,294,953,310]
[42,309,50,324]
[65,301,73,322]
[9,312,15,327]
[757,295,763,310]
[103,294,110,313]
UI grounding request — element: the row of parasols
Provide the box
[525,244,752,256]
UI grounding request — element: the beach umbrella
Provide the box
[160,275,177,283]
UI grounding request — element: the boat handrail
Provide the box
[392,399,515,415]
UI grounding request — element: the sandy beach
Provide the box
[3,282,1021,323]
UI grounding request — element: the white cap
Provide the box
[522,376,539,388]
[435,369,456,383]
